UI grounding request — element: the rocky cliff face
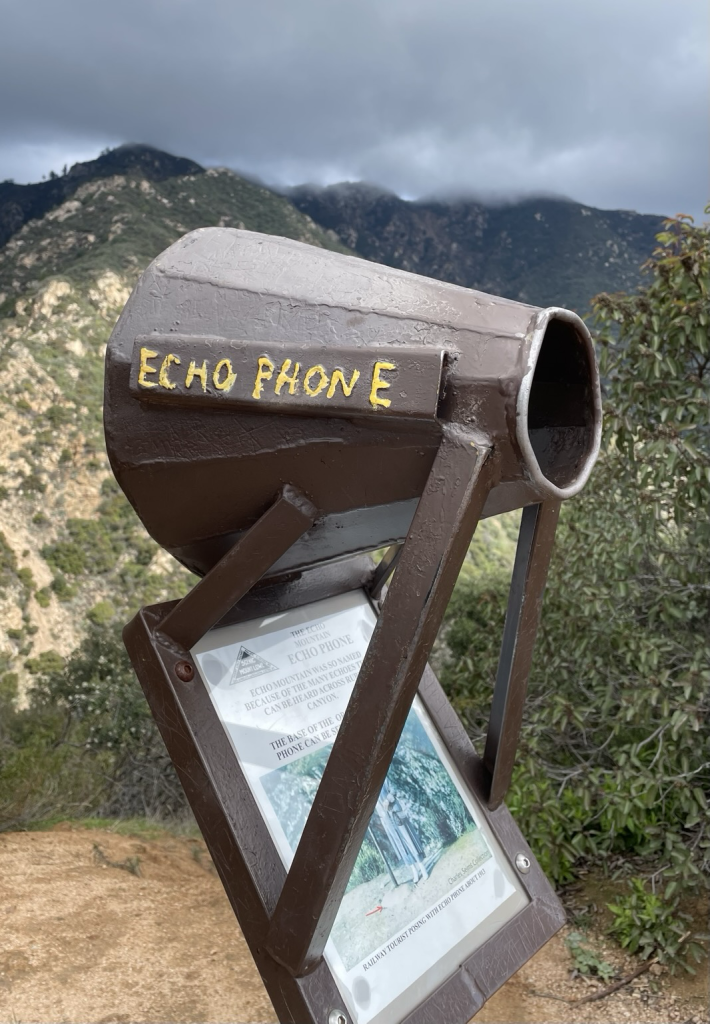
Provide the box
[0,153,349,699]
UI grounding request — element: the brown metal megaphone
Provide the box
[104,228,601,580]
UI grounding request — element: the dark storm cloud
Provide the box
[0,0,707,217]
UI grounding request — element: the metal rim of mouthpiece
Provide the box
[516,306,602,501]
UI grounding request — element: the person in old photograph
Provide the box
[374,778,428,885]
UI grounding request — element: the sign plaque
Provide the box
[193,591,528,1024]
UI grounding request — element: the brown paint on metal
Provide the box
[266,427,493,975]
[122,557,565,1024]
[483,500,562,809]
[158,484,317,651]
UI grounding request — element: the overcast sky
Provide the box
[1,0,707,218]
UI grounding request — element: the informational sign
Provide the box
[192,591,528,1024]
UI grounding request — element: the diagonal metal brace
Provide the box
[158,485,318,651]
[483,499,561,810]
[265,425,493,977]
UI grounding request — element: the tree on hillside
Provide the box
[442,210,710,968]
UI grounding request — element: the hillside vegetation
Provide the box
[0,150,350,700]
[0,146,706,975]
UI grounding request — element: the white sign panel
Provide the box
[193,590,528,1024]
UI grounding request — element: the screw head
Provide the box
[515,853,531,874]
[328,1011,348,1024]
[175,660,195,682]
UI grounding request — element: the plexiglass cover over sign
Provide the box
[192,591,528,1024]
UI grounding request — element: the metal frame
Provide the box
[122,424,565,1024]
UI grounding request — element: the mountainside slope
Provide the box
[0,143,205,250]
[0,158,348,310]
[0,154,350,697]
[288,183,663,312]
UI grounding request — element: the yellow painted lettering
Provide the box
[369,361,396,409]
[275,359,300,396]
[213,358,237,392]
[158,352,181,390]
[327,368,360,399]
[304,364,328,397]
[137,347,158,388]
[185,359,208,392]
[253,356,275,399]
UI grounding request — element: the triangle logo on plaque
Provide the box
[230,646,277,683]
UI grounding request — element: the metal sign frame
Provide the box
[123,424,565,1024]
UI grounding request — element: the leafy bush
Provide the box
[87,600,116,625]
[0,624,187,828]
[440,212,710,968]
[32,622,187,818]
[24,650,65,675]
[50,573,76,600]
[0,531,18,590]
[41,478,161,582]
[0,670,103,829]
[607,878,704,969]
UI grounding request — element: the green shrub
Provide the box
[1,624,187,828]
[607,878,703,970]
[565,931,615,981]
[16,567,34,589]
[50,574,76,600]
[43,404,73,428]
[24,650,65,675]
[440,213,710,969]
[43,540,85,575]
[87,600,115,625]
[0,532,17,589]
[20,473,46,494]
[31,623,187,819]
[0,672,103,829]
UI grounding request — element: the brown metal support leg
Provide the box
[483,499,561,810]
[266,426,493,977]
[158,485,318,651]
[367,543,402,601]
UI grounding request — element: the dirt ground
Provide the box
[0,826,706,1024]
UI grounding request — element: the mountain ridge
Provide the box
[0,144,205,250]
[1,143,665,312]
[287,181,663,312]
